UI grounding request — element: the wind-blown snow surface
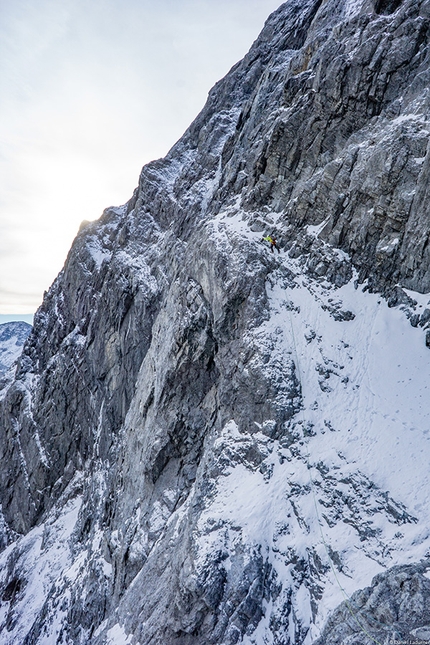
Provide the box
[9,207,429,644]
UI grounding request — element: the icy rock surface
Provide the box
[312,560,430,645]
[1,0,430,643]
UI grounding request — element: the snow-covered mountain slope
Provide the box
[0,321,32,394]
[1,211,429,645]
[1,0,430,644]
[192,211,430,644]
[0,322,31,375]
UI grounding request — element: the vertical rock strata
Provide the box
[1,0,430,643]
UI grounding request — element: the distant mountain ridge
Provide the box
[0,321,32,375]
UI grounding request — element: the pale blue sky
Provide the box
[0,0,282,316]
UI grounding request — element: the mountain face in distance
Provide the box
[0,322,32,375]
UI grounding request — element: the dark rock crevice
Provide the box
[375,0,404,15]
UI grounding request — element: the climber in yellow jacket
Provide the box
[263,234,281,254]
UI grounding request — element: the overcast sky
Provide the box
[0,0,282,317]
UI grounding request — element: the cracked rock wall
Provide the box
[1,0,430,643]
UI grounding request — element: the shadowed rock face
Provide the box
[1,1,430,644]
[375,0,404,14]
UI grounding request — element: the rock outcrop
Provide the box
[1,0,430,643]
[313,561,430,645]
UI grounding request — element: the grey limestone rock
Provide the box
[1,0,430,644]
[312,560,430,645]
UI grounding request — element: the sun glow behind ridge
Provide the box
[0,0,282,315]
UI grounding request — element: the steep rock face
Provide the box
[211,0,430,293]
[313,561,430,645]
[1,0,430,644]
